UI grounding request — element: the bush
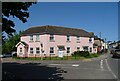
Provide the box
[90,53,99,57]
[72,51,90,57]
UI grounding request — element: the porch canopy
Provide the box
[16,41,28,47]
[57,45,65,51]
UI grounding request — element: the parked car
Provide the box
[11,51,17,57]
[110,46,120,54]
[110,48,116,54]
[2,53,12,58]
[112,49,120,58]
[0,54,4,58]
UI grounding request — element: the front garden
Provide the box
[13,51,101,60]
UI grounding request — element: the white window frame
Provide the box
[36,47,40,54]
[50,34,54,41]
[89,37,92,43]
[67,35,70,41]
[20,48,22,53]
[83,46,89,51]
[77,47,80,51]
[36,34,40,41]
[30,48,34,54]
[77,36,80,41]
[30,35,33,41]
[50,47,54,54]
[90,47,92,52]
[67,47,70,53]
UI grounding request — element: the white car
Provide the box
[0,54,4,58]
[11,51,17,56]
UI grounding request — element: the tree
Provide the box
[2,2,36,36]
[2,31,24,54]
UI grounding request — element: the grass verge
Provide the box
[12,53,101,60]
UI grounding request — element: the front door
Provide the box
[58,46,64,58]
[24,47,28,57]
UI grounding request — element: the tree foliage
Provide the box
[2,2,36,36]
[2,31,24,54]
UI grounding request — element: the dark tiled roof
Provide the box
[21,41,28,46]
[21,25,94,37]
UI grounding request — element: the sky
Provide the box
[12,2,118,42]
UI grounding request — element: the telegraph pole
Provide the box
[105,38,106,49]
[100,32,102,49]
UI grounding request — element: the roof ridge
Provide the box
[44,25,87,32]
[21,25,94,37]
[28,25,84,31]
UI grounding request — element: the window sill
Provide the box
[29,41,34,43]
[89,42,93,43]
[76,41,80,43]
[67,52,70,54]
[49,40,55,42]
[35,53,40,54]
[29,53,34,55]
[50,53,55,55]
[66,41,71,42]
[35,41,40,42]
[19,53,23,55]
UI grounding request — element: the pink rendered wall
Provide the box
[21,34,48,57]
[45,34,94,56]
[17,44,25,57]
[20,34,94,57]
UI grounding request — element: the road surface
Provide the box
[2,54,119,81]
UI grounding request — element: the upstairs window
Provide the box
[67,35,70,41]
[77,36,80,41]
[89,37,92,43]
[50,34,54,41]
[30,35,33,41]
[36,34,40,41]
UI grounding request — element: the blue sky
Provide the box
[12,2,118,41]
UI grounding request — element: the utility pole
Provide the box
[100,32,102,49]
[105,38,106,49]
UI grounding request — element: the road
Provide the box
[107,54,120,81]
[2,54,119,81]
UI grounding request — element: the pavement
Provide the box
[1,53,119,81]
[2,53,108,64]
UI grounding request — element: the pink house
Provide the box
[16,25,95,57]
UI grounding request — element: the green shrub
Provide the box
[89,53,100,58]
[72,51,90,57]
